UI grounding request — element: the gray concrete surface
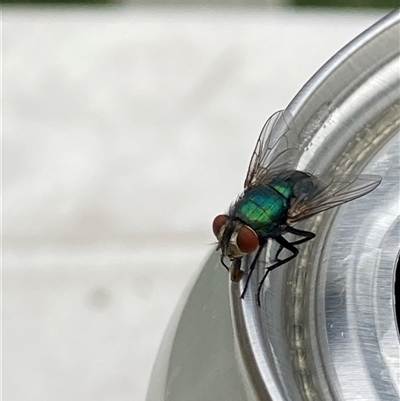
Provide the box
[3,7,386,401]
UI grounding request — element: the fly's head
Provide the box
[212,214,259,269]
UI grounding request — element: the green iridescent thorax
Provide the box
[233,179,294,238]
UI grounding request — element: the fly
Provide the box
[213,110,381,305]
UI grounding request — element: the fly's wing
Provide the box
[244,110,300,189]
[287,174,382,224]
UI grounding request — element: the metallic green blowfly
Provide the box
[212,110,381,305]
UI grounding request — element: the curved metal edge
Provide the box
[287,9,400,122]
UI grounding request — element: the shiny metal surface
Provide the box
[231,10,400,401]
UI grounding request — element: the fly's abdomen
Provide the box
[233,186,289,238]
[268,178,294,199]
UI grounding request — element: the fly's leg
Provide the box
[240,243,266,300]
[220,255,230,271]
[275,227,315,261]
[256,236,300,306]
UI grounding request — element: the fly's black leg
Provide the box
[275,245,284,261]
[285,226,316,240]
[220,255,230,271]
[275,227,315,261]
[256,236,300,306]
[240,243,266,300]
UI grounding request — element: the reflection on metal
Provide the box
[231,9,400,401]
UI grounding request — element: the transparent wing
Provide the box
[287,174,382,224]
[244,110,300,189]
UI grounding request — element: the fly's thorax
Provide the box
[212,215,259,259]
[233,185,290,238]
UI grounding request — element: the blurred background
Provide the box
[3,2,394,401]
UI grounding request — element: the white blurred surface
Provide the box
[3,7,386,401]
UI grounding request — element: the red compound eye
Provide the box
[212,214,228,237]
[237,226,259,254]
